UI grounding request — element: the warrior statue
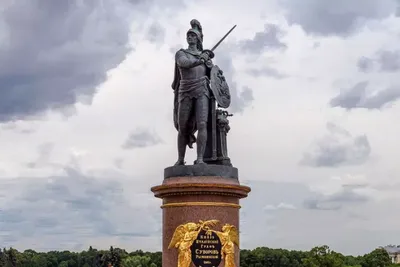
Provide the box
[172,19,234,166]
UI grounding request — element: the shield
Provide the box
[210,65,231,108]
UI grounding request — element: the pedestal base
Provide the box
[151,165,251,267]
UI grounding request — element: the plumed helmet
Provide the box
[187,19,203,50]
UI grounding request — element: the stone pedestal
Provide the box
[151,164,251,267]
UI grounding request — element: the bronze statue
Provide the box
[171,20,235,166]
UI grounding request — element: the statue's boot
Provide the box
[194,158,206,165]
[174,159,185,166]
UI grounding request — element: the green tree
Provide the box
[7,247,18,267]
[361,248,391,267]
[121,255,155,267]
[343,255,362,267]
[4,244,396,267]
[303,245,345,267]
[148,251,161,267]
[240,249,260,267]
[0,249,7,267]
[31,253,48,267]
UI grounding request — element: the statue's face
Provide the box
[186,32,197,45]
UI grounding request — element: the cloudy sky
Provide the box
[1,0,400,256]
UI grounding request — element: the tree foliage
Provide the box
[302,245,345,267]
[0,245,396,267]
[360,248,392,267]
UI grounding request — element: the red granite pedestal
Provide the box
[151,165,251,267]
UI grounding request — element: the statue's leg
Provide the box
[194,95,209,164]
[175,97,193,165]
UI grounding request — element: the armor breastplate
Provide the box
[179,53,207,80]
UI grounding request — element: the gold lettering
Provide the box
[195,249,220,255]
[196,255,219,259]
[196,240,219,244]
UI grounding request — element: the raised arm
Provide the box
[175,50,203,68]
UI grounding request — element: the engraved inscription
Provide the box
[191,229,222,267]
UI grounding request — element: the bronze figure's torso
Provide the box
[176,49,211,103]
[178,51,207,80]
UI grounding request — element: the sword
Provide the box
[210,24,237,52]
[202,25,237,59]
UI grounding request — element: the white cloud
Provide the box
[264,202,296,210]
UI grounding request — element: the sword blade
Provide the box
[210,25,237,52]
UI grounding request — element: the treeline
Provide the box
[240,246,397,267]
[0,245,397,267]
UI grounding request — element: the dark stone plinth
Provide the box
[164,164,238,179]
